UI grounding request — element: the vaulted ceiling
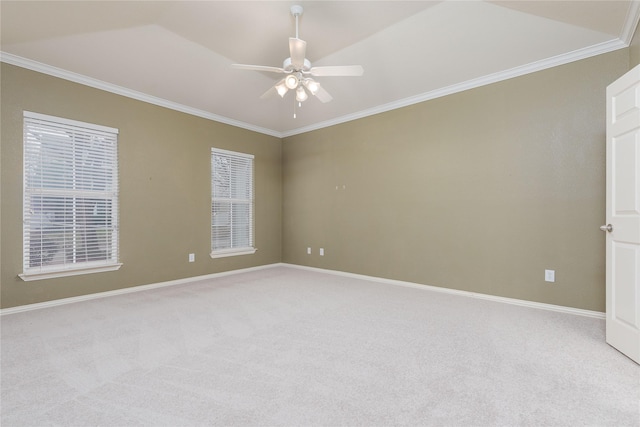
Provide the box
[2,1,638,137]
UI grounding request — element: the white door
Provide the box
[605,64,640,364]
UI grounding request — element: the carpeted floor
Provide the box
[1,266,638,426]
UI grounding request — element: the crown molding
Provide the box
[1,33,632,140]
[0,52,283,138]
[620,0,640,44]
[281,38,628,137]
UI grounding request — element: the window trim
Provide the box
[19,263,123,282]
[210,247,257,259]
[20,111,121,281]
[210,147,256,259]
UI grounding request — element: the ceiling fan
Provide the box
[231,5,364,107]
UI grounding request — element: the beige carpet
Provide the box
[1,266,638,426]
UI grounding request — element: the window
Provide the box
[211,148,255,258]
[21,111,121,280]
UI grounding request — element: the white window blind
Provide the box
[21,111,121,280]
[211,148,255,258]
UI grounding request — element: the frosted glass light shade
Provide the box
[296,86,308,102]
[285,74,299,89]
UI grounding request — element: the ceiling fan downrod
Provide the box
[291,5,303,39]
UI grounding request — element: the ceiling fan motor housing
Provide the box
[282,57,311,72]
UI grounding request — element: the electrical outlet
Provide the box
[189,253,195,263]
[319,248,324,256]
[545,269,555,282]
[307,247,311,255]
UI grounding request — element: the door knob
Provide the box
[600,224,613,232]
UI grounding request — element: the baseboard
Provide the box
[281,263,606,319]
[0,263,284,316]
[1,262,605,320]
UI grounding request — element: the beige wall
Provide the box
[1,64,282,308]
[0,47,633,311]
[282,50,629,312]
[631,24,640,67]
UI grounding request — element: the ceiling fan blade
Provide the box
[231,64,286,74]
[260,86,277,100]
[309,65,364,77]
[289,38,307,69]
[260,78,287,100]
[314,86,333,103]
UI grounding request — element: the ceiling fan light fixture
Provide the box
[296,86,308,102]
[275,81,288,98]
[304,79,320,95]
[231,4,362,110]
[285,74,299,90]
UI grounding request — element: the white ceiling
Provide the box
[2,1,639,137]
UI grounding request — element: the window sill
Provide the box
[210,248,257,259]
[19,263,123,282]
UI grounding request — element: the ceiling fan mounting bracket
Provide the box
[290,5,303,17]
